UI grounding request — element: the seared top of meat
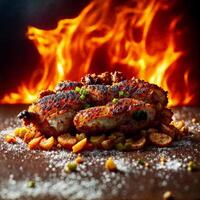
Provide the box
[116,78,168,107]
[55,81,82,92]
[38,90,56,99]
[82,85,112,105]
[74,98,156,133]
[52,72,167,108]
[81,79,167,108]
[18,71,170,136]
[29,90,87,117]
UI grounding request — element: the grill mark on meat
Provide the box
[37,90,85,115]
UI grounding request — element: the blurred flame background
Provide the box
[0,0,199,106]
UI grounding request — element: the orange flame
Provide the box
[1,0,195,106]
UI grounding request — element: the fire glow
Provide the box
[1,0,195,106]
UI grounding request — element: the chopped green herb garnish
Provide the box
[115,143,125,151]
[119,91,125,97]
[84,103,91,109]
[80,88,88,96]
[75,86,81,93]
[65,162,77,172]
[75,87,88,96]
[112,98,119,104]
[138,159,145,166]
[80,94,86,100]
[27,180,35,188]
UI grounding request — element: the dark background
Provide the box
[0,0,199,103]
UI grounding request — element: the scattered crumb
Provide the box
[137,159,145,166]
[187,161,199,172]
[65,162,77,172]
[160,156,168,165]
[27,180,35,188]
[72,138,87,153]
[5,135,17,144]
[144,162,150,168]
[163,191,173,200]
[0,108,200,200]
[192,118,197,123]
[105,157,117,171]
[75,155,84,164]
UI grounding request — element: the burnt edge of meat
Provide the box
[18,110,40,126]
[38,90,55,99]
[81,71,126,85]
[18,110,32,120]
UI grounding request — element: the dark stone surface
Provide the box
[0,105,200,200]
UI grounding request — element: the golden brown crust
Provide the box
[81,78,168,108]
[74,98,156,134]
[18,71,169,137]
[18,91,88,136]
[31,90,86,117]
[54,71,167,108]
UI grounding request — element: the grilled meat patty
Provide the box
[18,90,88,136]
[73,98,156,134]
[18,71,169,136]
[83,79,167,108]
[56,79,167,109]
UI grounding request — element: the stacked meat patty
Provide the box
[16,71,185,150]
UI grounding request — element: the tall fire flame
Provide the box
[1,0,195,106]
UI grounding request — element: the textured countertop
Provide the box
[0,105,200,200]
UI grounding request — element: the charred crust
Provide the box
[18,110,32,120]
[39,90,55,99]
[81,73,99,85]
[37,91,87,115]
[111,71,126,83]
[81,71,126,85]
[55,81,82,92]
[98,71,112,85]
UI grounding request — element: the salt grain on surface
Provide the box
[0,108,200,200]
